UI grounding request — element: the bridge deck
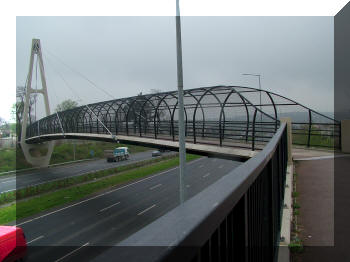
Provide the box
[26,133,259,161]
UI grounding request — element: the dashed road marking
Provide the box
[27,235,44,244]
[203,173,210,178]
[149,184,162,190]
[99,202,121,212]
[54,242,89,262]
[137,204,156,216]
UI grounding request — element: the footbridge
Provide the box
[24,85,340,162]
[21,40,340,166]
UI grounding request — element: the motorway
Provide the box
[16,157,241,262]
[0,151,172,193]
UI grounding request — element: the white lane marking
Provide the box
[149,184,162,190]
[218,165,224,169]
[203,173,210,178]
[99,202,121,212]
[1,180,16,184]
[186,184,190,188]
[54,242,89,262]
[2,189,16,193]
[16,157,204,226]
[293,154,350,161]
[199,165,204,168]
[137,204,156,216]
[27,235,44,244]
[0,177,16,182]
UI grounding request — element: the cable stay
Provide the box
[43,53,115,140]
[43,50,149,128]
[84,104,115,140]
[55,112,65,137]
[43,48,116,100]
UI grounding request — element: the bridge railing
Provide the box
[26,114,279,151]
[92,123,288,262]
[25,86,340,150]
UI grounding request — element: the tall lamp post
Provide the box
[176,0,186,204]
[242,73,263,124]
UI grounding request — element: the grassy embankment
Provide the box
[0,154,200,224]
[0,141,151,173]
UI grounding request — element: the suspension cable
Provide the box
[43,48,116,100]
[43,53,82,103]
[43,53,114,139]
[56,112,65,136]
[85,104,114,138]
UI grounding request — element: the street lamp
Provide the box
[242,73,263,124]
[176,0,186,204]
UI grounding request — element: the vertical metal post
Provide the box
[176,0,186,204]
[307,109,312,147]
[73,142,76,161]
[252,109,257,151]
[242,73,262,142]
[258,75,262,124]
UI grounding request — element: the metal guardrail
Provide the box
[92,123,288,262]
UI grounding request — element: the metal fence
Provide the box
[25,86,339,150]
[90,123,288,262]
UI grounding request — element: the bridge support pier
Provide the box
[20,39,54,168]
[280,117,293,164]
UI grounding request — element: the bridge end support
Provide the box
[20,141,55,168]
[280,117,293,164]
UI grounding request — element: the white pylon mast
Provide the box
[20,39,54,168]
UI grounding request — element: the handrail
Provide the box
[97,123,287,262]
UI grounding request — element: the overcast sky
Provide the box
[16,16,334,120]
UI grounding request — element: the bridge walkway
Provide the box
[292,150,350,262]
[26,132,269,160]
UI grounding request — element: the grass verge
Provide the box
[0,154,200,224]
[289,168,304,254]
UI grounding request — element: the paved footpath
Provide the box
[293,149,350,262]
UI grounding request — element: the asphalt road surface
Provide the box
[16,157,241,262]
[0,151,172,193]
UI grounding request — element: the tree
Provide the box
[55,99,78,112]
[0,117,10,138]
[14,86,37,140]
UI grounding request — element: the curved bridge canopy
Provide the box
[25,85,340,158]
